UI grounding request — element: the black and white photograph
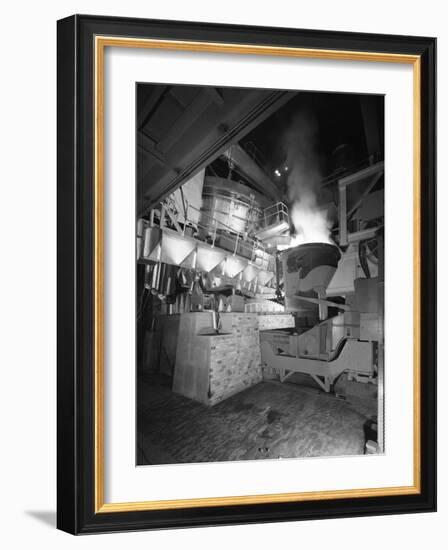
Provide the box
[135,84,385,465]
[0,0,441,543]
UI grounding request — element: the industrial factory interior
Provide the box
[136,83,384,465]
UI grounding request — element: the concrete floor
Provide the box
[137,373,374,465]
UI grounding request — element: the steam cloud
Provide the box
[281,111,332,247]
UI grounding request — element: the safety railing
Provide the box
[257,202,289,230]
[154,199,276,272]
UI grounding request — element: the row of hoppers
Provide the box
[137,222,278,297]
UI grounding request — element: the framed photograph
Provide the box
[57,14,436,534]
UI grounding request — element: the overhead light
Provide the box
[274,169,281,177]
[284,166,289,171]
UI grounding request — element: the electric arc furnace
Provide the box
[259,237,384,394]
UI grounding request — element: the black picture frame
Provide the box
[57,14,436,535]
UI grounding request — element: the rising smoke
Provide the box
[281,111,333,247]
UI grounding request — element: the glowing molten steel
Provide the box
[289,198,332,247]
[278,194,332,251]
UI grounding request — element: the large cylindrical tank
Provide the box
[281,243,341,319]
[199,176,267,235]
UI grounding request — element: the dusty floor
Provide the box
[137,373,374,465]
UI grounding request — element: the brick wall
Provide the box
[207,313,294,405]
[257,313,295,331]
[209,314,262,405]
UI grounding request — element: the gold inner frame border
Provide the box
[93,35,421,513]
